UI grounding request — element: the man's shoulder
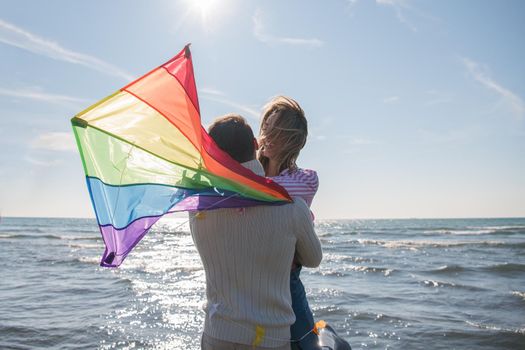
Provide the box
[257,198,310,220]
[190,200,311,226]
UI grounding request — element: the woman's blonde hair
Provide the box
[258,96,308,175]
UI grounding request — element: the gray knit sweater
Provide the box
[189,159,322,347]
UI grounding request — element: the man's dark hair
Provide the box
[208,114,255,163]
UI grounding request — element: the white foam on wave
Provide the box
[77,256,101,265]
[422,279,442,288]
[68,242,101,249]
[423,225,525,236]
[466,320,525,334]
[425,229,496,235]
[430,264,466,274]
[357,238,507,250]
[321,264,395,276]
[419,278,486,291]
[323,252,373,263]
[469,225,525,230]
[511,291,525,301]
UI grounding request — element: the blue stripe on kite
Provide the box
[87,177,202,228]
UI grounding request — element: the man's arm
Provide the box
[293,198,322,268]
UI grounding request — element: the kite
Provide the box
[71,45,291,267]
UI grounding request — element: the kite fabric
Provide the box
[71,45,291,267]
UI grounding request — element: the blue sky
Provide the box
[0,0,524,219]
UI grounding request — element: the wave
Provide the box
[0,233,100,241]
[345,265,394,276]
[424,229,498,235]
[466,321,525,335]
[313,270,346,277]
[36,255,102,266]
[510,291,525,301]
[310,287,347,298]
[427,264,467,274]
[156,265,203,274]
[482,263,525,273]
[424,263,525,275]
[0,325,42,340]
[311,304,350,317]
[70,236,101,241]
[0,233,63,240]
[355,238,525,250]
[346,311,409,325]
[420,279,485,291]
[469,225,525,231]
[316,231,337,238]
[323,253,374,263]
[313,265,394,277]
[68,243,102,249]
[420,225,525,236]
[0,228,50,234]
[407,226,458,231]
[74,256,102,265]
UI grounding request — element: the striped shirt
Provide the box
[271,168,319,207]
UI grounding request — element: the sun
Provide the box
[178,0,233,31]
[194,0,217,13]
[191,0,219,25]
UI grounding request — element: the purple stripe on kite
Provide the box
[170,195,287,212]
[99,215,161,267]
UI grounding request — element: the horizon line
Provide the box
[2,215,524,221]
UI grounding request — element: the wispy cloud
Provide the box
[31,132,77,152]
[462,57,525,120]
[252,9,324,48]
[383,96,400,103]
[376,0,418,32]
[199,87,226,97]
[0,19,133,81]
[344,0,360,17]
[348,0,437,31]
[346,0,359,8]
[199,88,260,120]
[0,86,89,107]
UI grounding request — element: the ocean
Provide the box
[1,217,524,349]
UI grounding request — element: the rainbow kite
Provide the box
[71,45,291,267]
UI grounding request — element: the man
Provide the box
[190,114,322,350]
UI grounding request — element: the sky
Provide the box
[0,0,524,219]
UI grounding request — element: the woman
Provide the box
[258,96,320,350]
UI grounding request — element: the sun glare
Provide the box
[192,0,219,24]
[182,0,231,30]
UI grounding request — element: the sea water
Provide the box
[1,217,524,349]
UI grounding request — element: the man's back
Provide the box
[190,198,321,348]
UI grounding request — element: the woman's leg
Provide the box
[290,266,320,350]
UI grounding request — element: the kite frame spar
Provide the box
[71,45,291,267]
